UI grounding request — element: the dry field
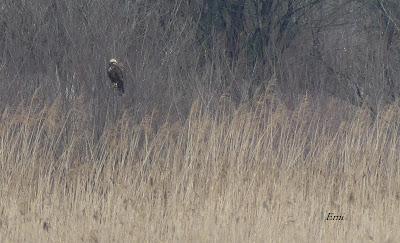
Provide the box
[0,96,399,242]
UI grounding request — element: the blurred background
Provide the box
[1,0,400,127]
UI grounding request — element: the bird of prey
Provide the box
[107,58,125,95]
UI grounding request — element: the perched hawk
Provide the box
[107,58,125,95]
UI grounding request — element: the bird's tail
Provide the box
[118,84,124,96]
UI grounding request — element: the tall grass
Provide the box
[0,95,399,242]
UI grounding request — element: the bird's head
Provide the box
[109,58,118,64]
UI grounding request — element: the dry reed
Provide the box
[0,96,399,242]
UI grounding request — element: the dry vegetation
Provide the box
[2,0,400,242]
[0,95,399,242]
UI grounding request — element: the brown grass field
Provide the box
[0,95,399,242]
